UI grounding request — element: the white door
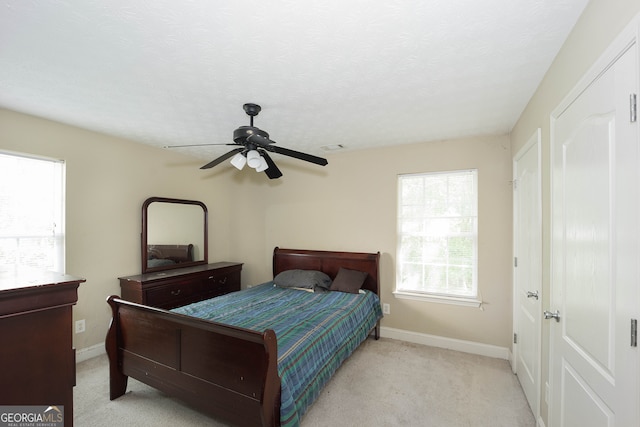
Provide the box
[550,42,639,426]
[513,130,542,418]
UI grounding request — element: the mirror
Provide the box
[142,197,208,273]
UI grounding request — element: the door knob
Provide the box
[526,290,539,300]
[543,310,560,322]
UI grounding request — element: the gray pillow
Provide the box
[329,268,368,294]
[274,269,332,291]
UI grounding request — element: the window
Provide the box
[396,170,478,305]
[0,151,65,273]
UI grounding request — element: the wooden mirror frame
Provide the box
[141,197,208,273]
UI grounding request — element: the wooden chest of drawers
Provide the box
[0,269,85,427]
[119,262,242,309]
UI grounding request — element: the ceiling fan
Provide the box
[172,104,328,179]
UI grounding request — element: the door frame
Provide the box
[512,128,543,422]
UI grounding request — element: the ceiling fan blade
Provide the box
[165,143,238,148]
[267,145,328,166]
[260,151,283,179]
[200,147,244,169]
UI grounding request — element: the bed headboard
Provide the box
[272,247,380,296]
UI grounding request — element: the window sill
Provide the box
[393,291,482,308]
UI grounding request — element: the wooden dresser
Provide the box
[0,268,85,427]
[119,262,242,309]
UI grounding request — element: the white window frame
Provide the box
[0,151,66,273]
[395,169,480,307]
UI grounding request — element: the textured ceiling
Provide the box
[0,0,589,163]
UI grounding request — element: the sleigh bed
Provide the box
[105,247,382,426]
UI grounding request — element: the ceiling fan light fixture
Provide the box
[246,150,261,168]
[255,156,269,172]
[230,152,246,170]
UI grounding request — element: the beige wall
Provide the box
[228,135,514,348]
[1,107,514,353]
[0,108,235,350]
[509,0,640,424]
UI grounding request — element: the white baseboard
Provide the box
[380,326,510,360]
[76,342,106,363]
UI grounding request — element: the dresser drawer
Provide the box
[145,280,197,308]
[203,270,241,296]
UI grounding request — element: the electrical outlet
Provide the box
[75,319,85,334]
[383,303,390,315]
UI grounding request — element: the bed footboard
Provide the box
[105,296,281,427]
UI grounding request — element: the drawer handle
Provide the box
[170,289,181,296]
[219,277,227,284]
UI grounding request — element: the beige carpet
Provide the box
[74,338,535,426]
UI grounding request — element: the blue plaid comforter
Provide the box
[172,283,383,427]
